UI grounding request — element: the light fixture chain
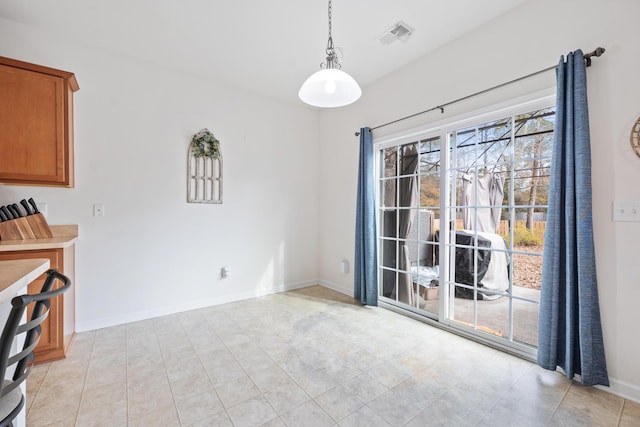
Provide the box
[324,0,340,69]
[328,0,332,41]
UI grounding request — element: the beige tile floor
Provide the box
[26,285,640,426]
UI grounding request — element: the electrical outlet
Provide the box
[340,259,349,274]
[220,267,230,278]
[93,203,105,217]
[612,201,640,222]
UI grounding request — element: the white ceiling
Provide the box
[0,0,528,105]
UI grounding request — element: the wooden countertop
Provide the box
[0,258,50,303]
[0,225,77,252]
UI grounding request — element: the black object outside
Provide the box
[435,230,492,300]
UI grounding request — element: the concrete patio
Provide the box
[421,286,540,347]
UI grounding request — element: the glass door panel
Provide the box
[378,137,441,317]
[442,107,554,354]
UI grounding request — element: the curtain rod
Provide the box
[355,47,606,137]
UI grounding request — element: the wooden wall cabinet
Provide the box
[0,56,79,187]
[0,246,75,363]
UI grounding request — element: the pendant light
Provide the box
[298,0,361,108]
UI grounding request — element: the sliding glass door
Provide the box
[376,97,555,355]
[379,136,442,318]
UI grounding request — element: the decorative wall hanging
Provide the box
[631,116,640,158]
[187,128,223,203]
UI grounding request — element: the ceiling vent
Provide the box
[378,21,414,45]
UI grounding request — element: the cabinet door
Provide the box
[0,64,69,185]
[0,250,64,362]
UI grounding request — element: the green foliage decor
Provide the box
[191,128,220,159]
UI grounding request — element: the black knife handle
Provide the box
[20,199,33,215]
[28,198,40,214]
[0,209,7,222]
[0,206,14,220]
[12,203,24,218]
[12,203,23,217]
[8,205,22,218]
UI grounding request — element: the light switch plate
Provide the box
[612,201,640,222]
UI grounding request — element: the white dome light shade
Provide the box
[298,68,362,108]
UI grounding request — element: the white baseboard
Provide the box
[75,279,317,332]
[601,377,640,403]
[317,279,352,297]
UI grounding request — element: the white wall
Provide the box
[0,18,320,331]
[318,0,640,401]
